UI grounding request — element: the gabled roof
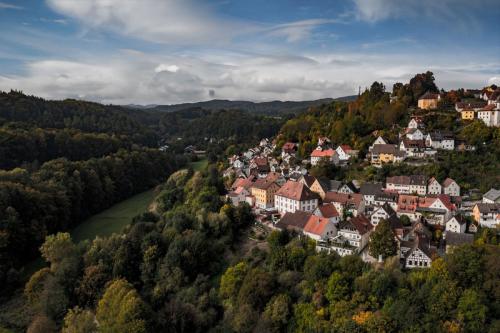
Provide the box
[339,144,353,152]
[386,175,427,186]
[315,204,340,218]
[483,188,500,201]
[275,181,319,201]
[419,91,440,100]
[428,177,440,186]
[442,178,457,188]
[339,214,372,235]
[301,174,317,187]
[231,176,255,190]
[445,231,473,246]
[360,182,383,196]
[276,211,312,231]
[447,215,466,226]
[251,178,278,190]
[311,148,336,158]
[317,178,342,192]
[324,192,363,207]
[475,203,500,214]
[304,215,331,235]
[427,130,454,141]
[282,142,297,150]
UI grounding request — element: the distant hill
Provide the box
[124,96,357,115]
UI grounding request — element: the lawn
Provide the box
[190,158,208,171]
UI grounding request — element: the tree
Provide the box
[62,307,97,333]
[369,219,397,259]
[326,272,349,303]
[457,289,487,333]
[96,279,147,333]
[27,315,57,333]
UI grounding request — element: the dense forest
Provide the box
[3,165,497,333]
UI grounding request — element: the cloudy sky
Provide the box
[0,0,499,105]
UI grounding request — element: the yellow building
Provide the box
[461,110,475,120]
[379,153,395,164]
[418,92,440,110]
[250,179,280,209]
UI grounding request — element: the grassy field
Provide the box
[190,158,208,171]
[20,188,156,281]
[71,188,156,242]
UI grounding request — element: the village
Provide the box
[224,86,500,268]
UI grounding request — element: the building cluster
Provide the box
[367,117,462,167]
[309,137,359,166]
[456,88,500,127]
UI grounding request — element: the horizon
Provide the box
[0,0,499,105]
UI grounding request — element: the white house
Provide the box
[406,128,425,141]
[445,216,467,234]
[370,203,396,226]
[227,186,250,206]
[310,148,339,166]
[369,136,388,151]
[408,118,424,129]
[473,203,500,228]
[386,175,427,196]
[303,215,337,241]
[359,183,383,207]
[275,181,319,214]
[483,188,500,203]
[426,131,454,150]
[337,214,373,249]
[402,234,434,268]
[313,203,341,224]
[442,178,460,197]
[336,145,354,161]
[427,177,442,195]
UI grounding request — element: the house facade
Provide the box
[250,179,281,209]
[275,181,319,214]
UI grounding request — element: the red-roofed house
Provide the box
[275,181,319,214]
[310,148,339,166]
[303,215,337,241]
[324,192,364,217]
[313,203,340,224]
[336,145,356,161]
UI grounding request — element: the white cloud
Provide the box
[0,2,22,10]
[352,0,495,23]
[1,50,498,105]
[266,19,338,43]
[46,0,251,44]
[489,77,500,85]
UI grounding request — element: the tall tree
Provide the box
[369,219,397,259]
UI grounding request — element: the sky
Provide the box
[0,0,499,105]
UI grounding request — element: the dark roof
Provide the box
[386,214,403,230]
[344,214,373,235]
[386,175,426,186]
[475,203,500,214]
[445,231,474,246]
[360,182,383,196]
[301,175,317,187]
[251,179,278,190]
[315,204,340,218]
[419,91,440,100]
[428,131,454,141]
[448,215,466,226]
[483,188,500,201]
[276,211,312,231]
[371,144,399,154]
[317,178,342,192]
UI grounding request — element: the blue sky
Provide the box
[0,0,499,104]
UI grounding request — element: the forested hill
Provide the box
[125,96,357,115]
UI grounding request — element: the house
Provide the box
[472,203,500,228]
[444,232,474,253]
[401,233,434,268]
[442,178,460,197]
[301,176,340,199]
[275,181,319,214]
[370,144,406,166]
[445,215,467,234]
[337,214,373,250]
[477,107,500,127]
[374,192,399,211]
[417,91,440,110]
[282,142,298,156]
[324,192,364,217]
[303,215,337,241]
[483,188,500,203]
[310,148,339,166]
[399,138,426,158]
[369,136,388,151]
[427,177,442,195]
[370,203,397,226]
[227,186,251,206]
[405,128,425,141]
[397,194,420,221]
[313,203,341,224]
[250,179,281,209]
[317,136,331,148]
[275,210,312,233]
[386,175,427,196]
[231,176,255,191]
[338,181,358,194]
[426,131,454,150]
[460,109,475,120]
[336,145,358,161]
[386,214,405,239]
[408,117,424,129]
[455,101,487,112]
[417,194,456,225]
[359,182,383,206]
